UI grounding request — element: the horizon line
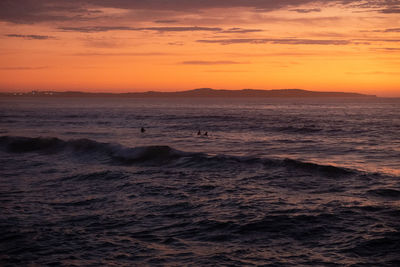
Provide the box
[0,87,376,94]
[0,88,382,98]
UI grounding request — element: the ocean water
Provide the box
[0,97,399,266]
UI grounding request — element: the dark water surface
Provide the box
[1,97,399,266]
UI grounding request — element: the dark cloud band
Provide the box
[181,61,245,65]
[59,26,223,33]
[197,38,352,45]
[1,0,398,24]
[5,34,54,40]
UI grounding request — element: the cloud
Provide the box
[290,8,321,13]
[367,28,400,33]
[363,38,400,43]
[197,38,352,45]
[60,26,133,33]
[168,42,184,45]
[82,0,317,12]
[220,28,263,34]
[180,61,245,65]
[142,26,222,32]
[58,25,263,35]
[1,0,396,24]
[5,34,54,40]
[90,0,399,14]
[223,51,352,57]
[0,0,95,24]
[59,26,222,33]
[349,1,400,11]
[71,52,172,56]
[383,28,400,32]
[379,8,400,13]
[154,20,178,24]
[374,47,400,51]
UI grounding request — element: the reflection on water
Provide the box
[1,97,399,175]
[1,97,400,265]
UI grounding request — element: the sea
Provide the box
[0,96,399,266]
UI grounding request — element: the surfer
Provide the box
[141,127,146,133]
[197,130,201,135]
[204,132,208,136]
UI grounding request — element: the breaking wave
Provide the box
[0,135,358,176]
[0,135,194,164]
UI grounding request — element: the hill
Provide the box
[0,88,376,98]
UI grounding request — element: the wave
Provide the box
[343,231,400,258]
[368,189,400,199]
[0,135,357,175]
[275,126,322,134]
[0,135,193,164]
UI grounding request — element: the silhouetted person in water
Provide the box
[197,130,201,135]
[204,132,208,136]
[141,127,146,133]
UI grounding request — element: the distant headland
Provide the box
[0,88,376,98]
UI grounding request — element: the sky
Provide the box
[0,0,399,96]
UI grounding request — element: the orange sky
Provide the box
[0,1,399,96]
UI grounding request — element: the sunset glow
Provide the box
[1,1,399,96]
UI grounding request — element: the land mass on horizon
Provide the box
[0,88,376,98]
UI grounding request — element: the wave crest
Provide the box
[0,135,356,175]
